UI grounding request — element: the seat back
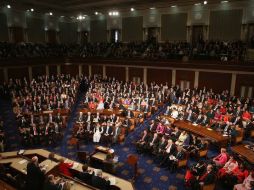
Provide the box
[199,149,208,158]
[251,130,254,137]
[202,183,216,190]
[127,154,138,166]
[77,151,87,163]
[178,159,188,167]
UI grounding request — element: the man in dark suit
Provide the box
[91,170,110,190]
[43,174,61,190]
[197,164,216,189]
[102,122,113,145]
[78,164,93,185]
[168,146,185,173]
[159,139,177,167]
[27,156,45,190]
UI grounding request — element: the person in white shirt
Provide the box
[171,108,179,119]
[93,123,103,143]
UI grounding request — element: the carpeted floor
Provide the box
[0,92,223,190]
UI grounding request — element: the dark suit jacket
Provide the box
[203,172,216,185]
[78,171,93,185]
[43,180,60,190]
[91,175,110,190]
[27,162,45,190]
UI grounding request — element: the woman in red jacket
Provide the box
[58,158,74,177]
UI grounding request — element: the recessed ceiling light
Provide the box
[7,5,11,9]
[221,0,228,3]
[195,3,201,6]
[204,1,208,4]
[130,8,135,11]
[171,5,177,8]
[95,11,98,15]
[49,12,53,16]
[30,8,34,12]
[60,15,65,17]
[150,7,155,10]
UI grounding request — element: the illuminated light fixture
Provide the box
[171,5,177,7]
[49,12,53,15]
[204,1,208,4]
[109,11,119,16]
[221,0,228,3]
[7,5,11,9]
[95,11,98,15]
[60,15,65,17]
[150,7,155,10]
[77,15,86,20]
[30,8,34,12]
[130,8,135,11]
[195,3,201,5]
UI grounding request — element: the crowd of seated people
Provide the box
[0,40,247,61]
[185,148,254,190]
[73,76,169,144]
[134,85,254,189]
[7,74,80,146]
[162,86,254,141]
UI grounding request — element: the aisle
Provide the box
[0,97,20,151]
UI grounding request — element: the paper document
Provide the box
[109,177,116,185]
[18,159,28,164]
[72,162,79,169]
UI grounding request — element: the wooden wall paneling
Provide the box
[0,69,4,83]
[106,66,125,81]
[176,70,195,88]
[129,67,143,83]
[147,68,172,84]
[32,66,46,78]
[235,74,254,96]
[8,67,29,80]
[91,65,103,76]
[47,30,57,43]
[9,27,24,42]
[49,65,57,76]
[82,65,89,77]
[61,64,78,76]
[199,72,231,93]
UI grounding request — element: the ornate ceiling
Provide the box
[1,0,246,14]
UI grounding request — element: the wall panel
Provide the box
[61,64,78,76]
[32,66,45,78]
[129,67,143,82]
[176,70,195,88]
[59,22,78,43]
[106,66,125,81]
[49,65,57,76]
[209,9,243,40]
[91,65,103,76]
[82,65,89,77]
[90,19,107,43]
[8,67,29,80]
[199,72,231,93]
[0,69,4,83]
[235,74,254,96]
[122,17,143,42]
[26,17,45,42]
[161,13,187,41]
[147,69,172,84]
[0,13,9,41]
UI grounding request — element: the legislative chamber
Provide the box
[1,0,254,190]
